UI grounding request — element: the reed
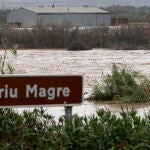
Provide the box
[0,25,149,50]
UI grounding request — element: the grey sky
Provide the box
[0,0,150,9]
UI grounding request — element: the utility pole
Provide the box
[2,1,4,11]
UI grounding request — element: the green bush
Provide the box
[67,41,91,51]
[90,64,150,103]
[0,108,149,149]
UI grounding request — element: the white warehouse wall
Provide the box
[7,8,110,27]
[7,8,37,27]
[37,13,110,27]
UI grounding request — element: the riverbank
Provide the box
[0,25,149,50]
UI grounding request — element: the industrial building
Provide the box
[7,7,110,27]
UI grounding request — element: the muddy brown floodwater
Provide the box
[4,49,150,119]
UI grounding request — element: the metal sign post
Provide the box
[65,106,72,121]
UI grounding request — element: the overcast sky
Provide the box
[1,0,150,9]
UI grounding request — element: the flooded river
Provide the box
[7,49,150,118]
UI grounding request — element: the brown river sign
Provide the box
[0,75,83,107]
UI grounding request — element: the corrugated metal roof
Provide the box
[22,7,110,14]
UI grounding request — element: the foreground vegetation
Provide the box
[0,108,149,149]
[90,64,150,103]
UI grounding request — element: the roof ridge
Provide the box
[22,6,110,14]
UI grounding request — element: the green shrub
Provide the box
[67,41,91,50]
[90,64,150,103]
[0,108,149,149]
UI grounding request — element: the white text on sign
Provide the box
[0,84,70,100]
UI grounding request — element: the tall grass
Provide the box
[0,45,17,74]
[0,108,149,149]
[90,64,150,103]
[0,25,149,49]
